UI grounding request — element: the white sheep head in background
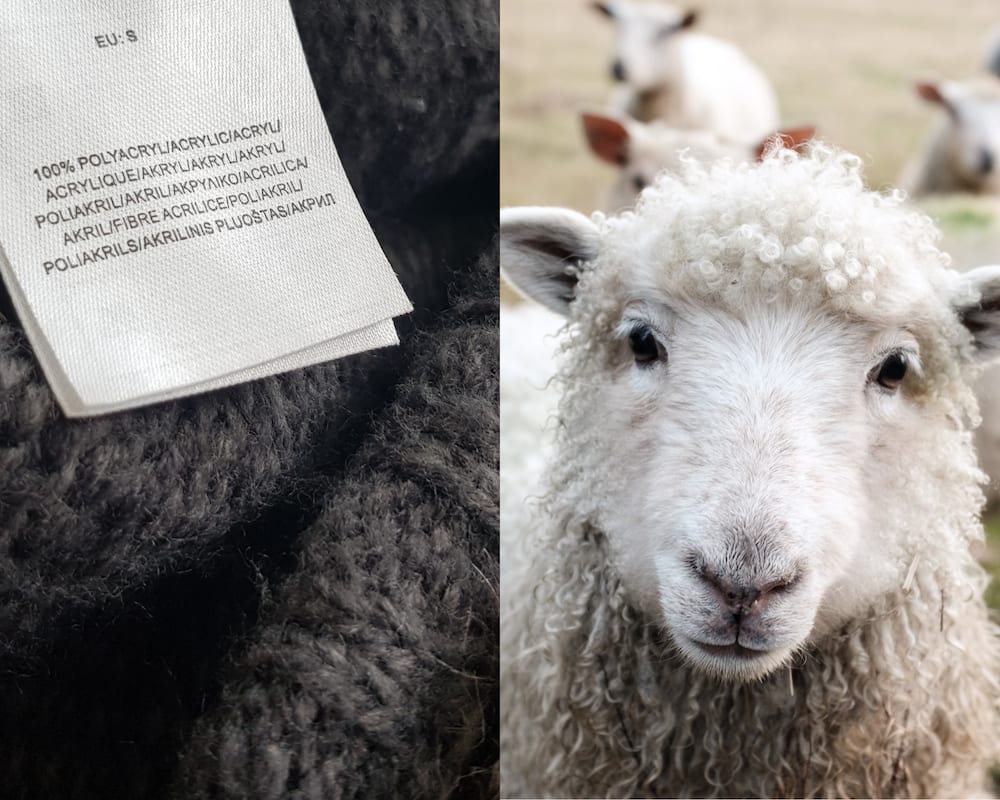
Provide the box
[592,0,697,90]
[581,110,815,211]
[502,146,1000,686]
[590,0,779,144]
[903,77,1000,195]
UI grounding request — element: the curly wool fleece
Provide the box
[0,0,498,796]
[502,146,1000,798]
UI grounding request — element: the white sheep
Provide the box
[977,364,1000,504]
[500,301,562,601]
[500,144,1000,798]
[921,197,1000,506]
[901,77,1000,196]
[592,1,779,146]
[581,110,814,211]
[985,28,1000,80]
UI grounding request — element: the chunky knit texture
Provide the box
[175,262,499,799]
[294,0,499,215]
[0,1,498,797]
[0,210,492,666]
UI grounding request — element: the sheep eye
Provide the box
[628,325,663,365]
[633,175,647,191]
[871,352,908,390]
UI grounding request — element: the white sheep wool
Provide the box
[501,145,1000,798]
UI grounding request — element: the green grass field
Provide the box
[501,0,1000,608]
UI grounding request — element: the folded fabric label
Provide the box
[0,0,412,416]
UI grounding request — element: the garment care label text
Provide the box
[0,0,411,416]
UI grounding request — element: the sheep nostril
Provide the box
[695,563,801,613]
[765,571,801,595]
[980,148,995,175]
[753,571,807,612]
[611,59,626,82]
[695,566,747,611]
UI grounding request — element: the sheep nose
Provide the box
[979,148,995,175]
[696,565,800,616]
[610,59,626,82]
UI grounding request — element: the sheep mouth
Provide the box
[687,639,771,660]
[673,632,796,680]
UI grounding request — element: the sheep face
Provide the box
[918,79,1000,192]
[595,302,895,680]
[593,1,697,91]
[502,150,1000,683]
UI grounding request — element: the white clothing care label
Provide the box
[0,0,412,416]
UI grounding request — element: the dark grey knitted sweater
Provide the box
[0,1,498,797]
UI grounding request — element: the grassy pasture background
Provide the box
[500,0,1000,607]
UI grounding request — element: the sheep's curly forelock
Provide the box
[606,145,947,312]
[501,145,1000,797]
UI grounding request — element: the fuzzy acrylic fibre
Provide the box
[0,0,499,794]
[292,0,499,215]
[174,253,499,800]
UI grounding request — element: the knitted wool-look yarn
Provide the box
[0,0,498,796]
[0,248,498,800]
[174,255,498,799]
[293,0,499,215]
[0,0,498,667]
[0,322,354,658]
[0,211,484,665]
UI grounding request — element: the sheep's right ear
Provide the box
[592,2,616,18]
[953,265,1000,359]
[581,112,631,166]
[500,207,600,315]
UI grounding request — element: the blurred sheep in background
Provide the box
[591,1,779,145]
[901,77,1000,196]
[580,110,814,210]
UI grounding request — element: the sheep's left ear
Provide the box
[754,126,816,161]
[954,265,1000,359]
[500,207,600,315]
